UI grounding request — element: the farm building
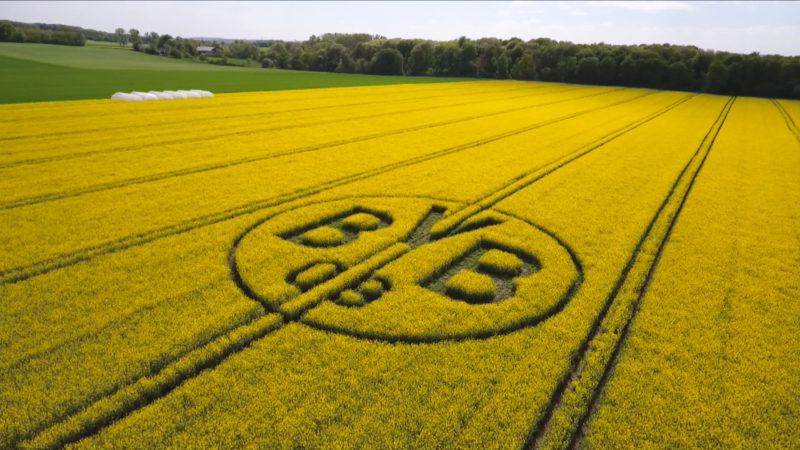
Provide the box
[196,46,217,56]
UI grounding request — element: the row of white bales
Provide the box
[111,89,214,101]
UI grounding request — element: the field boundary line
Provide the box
[0,90,655,284]
[0,83,563,160]
[0,86,605,208]
[22,314,284,449]
[524,97,735,449]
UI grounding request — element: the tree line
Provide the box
[134,31,800,99]
[2,20,799,99]
[259,33,800,98]
[0,21,86,46]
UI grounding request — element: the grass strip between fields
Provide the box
[0,89,658,285]
[526,96,736,449]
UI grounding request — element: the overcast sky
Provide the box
[2,1,798,56]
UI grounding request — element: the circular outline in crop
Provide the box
[229,195,583,343]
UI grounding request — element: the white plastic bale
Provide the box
[111,92,143,101]
[189,89,213,98]
[112,89,212,101]
[148,91,174,100]
[163,90,188,99]
[131,91,159,100]
[178,90,201,98]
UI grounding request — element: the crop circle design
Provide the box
[231,196,581,342]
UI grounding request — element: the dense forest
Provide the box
[2,19,799,99]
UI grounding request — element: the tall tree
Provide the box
[128,28,140,50]
[494,51,510,79]
[115,27,126,46]
[0,23,17,41]
[408,41,433,76]
[510,53,536,80]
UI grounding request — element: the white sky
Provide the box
[2,1,798,56]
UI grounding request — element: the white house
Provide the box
[197,46,216,56]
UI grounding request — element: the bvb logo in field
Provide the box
[231,197,581,342]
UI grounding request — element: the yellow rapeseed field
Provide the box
[0,81,797,449]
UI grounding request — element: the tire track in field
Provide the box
[3,278,244,446]
[20,194,421,448]
[0,278,223,373]
[772,99,800,142]
[0,82,540,145]
[0,89,655,285]
[0,80,483,129]
[525,97,735,450]
[0,86,602,209]
[24,94,691,448]
[0,86,583,168]
[0,82,564,163]
[429,95,696,237]
[22,313,284,450]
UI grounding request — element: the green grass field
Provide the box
[0,42,464,104]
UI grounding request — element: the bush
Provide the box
[260,57,275,68]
